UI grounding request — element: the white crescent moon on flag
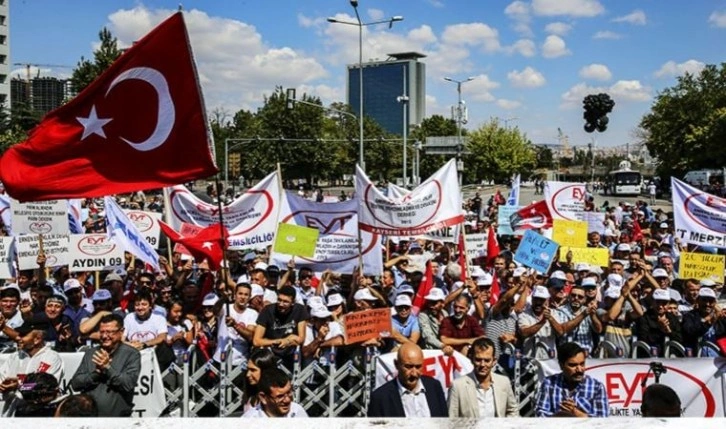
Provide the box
[106,67,175,152]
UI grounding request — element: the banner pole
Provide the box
[162,187,174,265]
[213,176,230,317]
[270,163,285,258]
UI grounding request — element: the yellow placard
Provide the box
[552,219,588,247]
[560,246,610,267]
[679,252,725,283]
[273,223,320,258]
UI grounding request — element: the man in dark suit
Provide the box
[367,343,448,417]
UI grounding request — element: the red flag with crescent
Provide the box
[0,12,217,202]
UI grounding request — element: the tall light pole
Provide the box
[397,94,409,187]
[328,1,403,171]
[444,76,476,184]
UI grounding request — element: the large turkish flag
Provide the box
[0,12,218,201]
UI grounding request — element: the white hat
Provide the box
[604,229,616,237]
[652,268,669,278]
[254,262,269,271]
[236,274,251,284]
[652,289,670,301]
[512,267,527,278]
[605,287,622,299]
[394,294,412,307]
[589,266,604,275]
[263,288,278,303]
[397,283,415,295]
[607,274,624,288]
[700,279,716,287]
[424,288,446,301]
[310,306,332,319]
[551,270,567,281]
[0,283,21,294]
[202,293,219,306]
[63,278,82,293]
[476,273,494,286]
[354,288,377,301]
[581,277,597,288]
[250,283,265,299]
[669,289,682,302]
[699,288,717,299]
[616,243,631,252]
[532,286,550,299]
[659,222,668,229]
[575,263,590,272]
[326,293,344,307]
[470,266,487,278]
[307,296,325,308]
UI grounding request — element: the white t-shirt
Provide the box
[241,402,308,418]
[303,321,343,366]
[213,305,258,367]
[0,344,64,385]
[167,319,194,359]
[123,313,168,343]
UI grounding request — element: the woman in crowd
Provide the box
[242,348,279,413]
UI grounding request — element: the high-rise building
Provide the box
[11,77,70,116]
[347,52,426,135]
[0,0,9,109]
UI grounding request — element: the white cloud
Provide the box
[441,23,501,53]
[297,14,324,28]
[409,25,438,44]
[507,39,537,57]
[544,22,573,35]
[561,80,651,109]
[541,35,571,58]
[612,10,647,25]
[497,99,522,110]
[709,11,726,28]
[504,1,533,37]
[593,31,623,40]
[367,9,385,21]
[462,74,500,102]
[579,64,612,81]
[532,0,604,17]
[654,60,706,78]
[508,67,546,88]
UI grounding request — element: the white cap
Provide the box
[397,283,415,295]
[700,279,716,287]
[470,266,487,278]
[652,289,670,301]
[307,296,325,308]
[659,222,668,228]
[575,263,590,272]
[263,289,278,304]
[477,273,494,286]
[236,274,251,285]
[354,288,377,301]
[604,229,616,237]
[532,286,551,299]
[605,287,622,299]
[616,243,631,252]
[424,288,446,301]
[0,283,21,294]
[202,293,219,306]
[250,283,265,299]
[607,274,624,288]
[652,268,669,278]
[699,288,717,299]
[551,270,567,281]
[310,306,332,319]
[326,293,344,307]
[581,277,597,287]
[63,278,82,293]
[669,289,682,302]
[394,294,412,307]
[512,267,527,278]
[254,262,269,271]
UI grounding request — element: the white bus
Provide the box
[605,161,643,196]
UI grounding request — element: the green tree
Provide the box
[639,63,726,178]
[411,114,458,179]
[464,119,537,183]
[70,28,123,93]
[535,145,554,169]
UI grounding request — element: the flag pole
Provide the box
[38,234,49,279]
[270,163,285,258]
[213,176,230,316]
[162,187,174,265]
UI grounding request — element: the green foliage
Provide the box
[535,146,554,169]
[464,119,537,183]
[639,63,726,178]
[69,28,123,93]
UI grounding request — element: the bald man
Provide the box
[367,343,448,417]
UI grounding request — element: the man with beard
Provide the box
[447,338,518,417]
[517,286,564,359]
[70,314,141,417]
[367,343,447,417]
[535,342,608,417]
[554,285,602,355]
[439,295,485,355]
[253,285,308,370]
[635,289,682,357]
[682,287,725,357]
[242,367,307,418]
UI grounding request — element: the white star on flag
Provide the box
[202,242,214,250]
[76,105,112,140]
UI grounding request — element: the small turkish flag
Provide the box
[0,12,218,202]
[159,220,228,270]
[485,225,500,268]
[509,200,553,232]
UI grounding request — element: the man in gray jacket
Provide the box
[70,313,140,417]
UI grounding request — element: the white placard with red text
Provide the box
[545,181,586,221]
[68,233,126,273]
[672,178,726,248]
[123,210,162,250]
[375,349,473,396]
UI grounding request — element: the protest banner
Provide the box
[672,177,726,248]
[559,246,610,267]
[68,234,126,273]
[552,219,588,247]
[0,237,13,278]
[273,223,319,258]
[15,234,69,270]
[513,230,559,273]
[343,308,392,344]
[497,205,520,235]
[375,349,474,396]
[356,159,463,235]
[418,224,461,243]
[124,210,162,249]
[585,212,606,234]
[167,171,280,250]
[464,233,488,262]
[679,251,726,283]
[545,181,586,221]
[11,199,69,235]
[270,191,382,276]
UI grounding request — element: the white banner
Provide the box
[375,349,473,396]
[15,234,70,270]
[123,210,162,250]
[386,183,409,199]
[167,172,280,250]
[11,199,70,236]
[672,178,726,248]
[538,357,726,417]
[0,237,13,279]
[270,191,383,276]
[357,159,464,235]
[68,234,126,273]
[507,174,521,206]
[545,181,586,221]
[0,348,166,417]
[68,199,84,234]
[388,185,461,243]
[105,197,159,271]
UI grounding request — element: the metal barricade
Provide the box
[697,340,721,357]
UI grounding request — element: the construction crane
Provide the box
[12,63,73,101]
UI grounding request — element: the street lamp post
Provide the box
[397,94,409,187]
[328,1,403,171]
[444,76,476,184]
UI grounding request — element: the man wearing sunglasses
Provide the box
[554,285,602,355]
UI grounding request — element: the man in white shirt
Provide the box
[0,285,25,349]
[242,367,307,418]
[214,283,258,368]
[123,291,167,350]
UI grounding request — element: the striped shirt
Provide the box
[484,310,517,358]
[555,305,595,354]
[535,373,608,417]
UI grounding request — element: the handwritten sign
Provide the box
[559,246,610,267]
[513,230,559,273]
[552,219,588,247]
[679,252,725,283]
[0,237,14,279]
[464,233,488,263]
[343,308,392,344]
[15,234,70,270]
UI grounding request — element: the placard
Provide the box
[585,212,606,234]
[672,177,726,248]
[11,199,69,235]
[552,219,588,247]
[545,181,586,221]
[69,234,126,273]
[513,230,559,273]
[15,234,70,270]
[464,233,488,262]
[124,210,162,249]
[343,308,392,344]
[497,205,520,235]
[679,251,725,283]
[559,246,610,267]
[0,237,14,279]
[273,223,319,258]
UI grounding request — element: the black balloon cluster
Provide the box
[582,93,615,133]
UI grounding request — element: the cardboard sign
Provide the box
[0,237,14,279]
[552,219,588,247]
[11,199,69,235]
[679,251,725,283]
[15,234,70,270]
[124,210,162,249]
[560,246,610,267]
[464,233,488,262]
[273,223,319,258]
[497,205,520,236]
[69,234,126,273]
[513,230,559,273]
[343,308,392,344]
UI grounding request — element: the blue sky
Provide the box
[8,0,726,150]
